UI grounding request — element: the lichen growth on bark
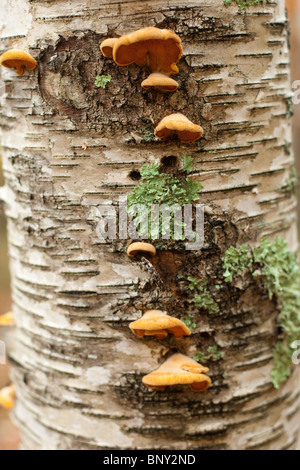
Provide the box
[224,0,265,8]
[182,314,197,331]
[127,158,203,239]
[95,74,112,88]
[138,126,155,142]
[188,277,220,315]
[223,237,300,388]
[193,345,222,364]
[223,245,251,282]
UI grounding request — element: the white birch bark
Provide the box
[0,0,299,450]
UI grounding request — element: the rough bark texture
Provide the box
[0,0,299,450]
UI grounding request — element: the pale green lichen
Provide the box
[188,277,220,315]
[194,345,222,364]
[95,74,111,88]
[127,158,203,239]
[139,126,155,142]
[223,237,300,388]
[188,276,202,292]
[224,0,265,8]
[182,314,197,331]
[223,245,251,283]
[182,154,194,175]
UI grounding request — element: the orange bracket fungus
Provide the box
[0,50,37,76]
[0,311,14,326]
[100,38,118,58]
[155,113,204,143]
[141,73,179,93]
[127,242,156,259]
[142,353,211,392]
[0,385,15,410]
[129,310,191,339]
[100,27,182,92]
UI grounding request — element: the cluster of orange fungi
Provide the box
[115,36,211,392]
[100,27,203,144]
[0,28,211,396]
[104,27,210,393]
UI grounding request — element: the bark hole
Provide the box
[129,170,142,181]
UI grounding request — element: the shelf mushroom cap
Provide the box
[129,310,191,339]
[100,38,118,58]
[142,353,211,392]
[0,385,15,410]
[144,329,169,340]
[141,73,179,93]
[155,113,204,143]
[127,242,156,258]
[0,311,14,326]
[112,27,183,75]
[0,50,37,76]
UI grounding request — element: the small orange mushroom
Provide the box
[0,50,37,76]
[155,113,204,143]
[127,242,156,259]
[129,310,191,339]
[100,38,118,58]
[0,312,14,326]
[141,73,179,93]
[101,27,182,92]
[142,353,211,392]
[0,385,15,410]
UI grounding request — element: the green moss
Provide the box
[188,277,220,315]
[127,158,203,239]
[182,154,194,175]
[194,345,222,364]
[187,276,202,291]
[95,75,112,88]
[223,245,251,283]
[182,314,197,331]
[224,0,265,8]
[223,237,300,388]
[139,126,155,142]
[194,289,220,315]
[271,343,294,389]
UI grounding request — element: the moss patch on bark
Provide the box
[223,237,300,388]
[224,0,265,8]
[127,158,203,240]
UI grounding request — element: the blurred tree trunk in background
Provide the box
[286,0,300,212]
[0,0,300,450]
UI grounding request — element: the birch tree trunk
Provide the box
[0,0,299,450]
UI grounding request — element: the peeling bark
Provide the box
[0,0,299,450]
